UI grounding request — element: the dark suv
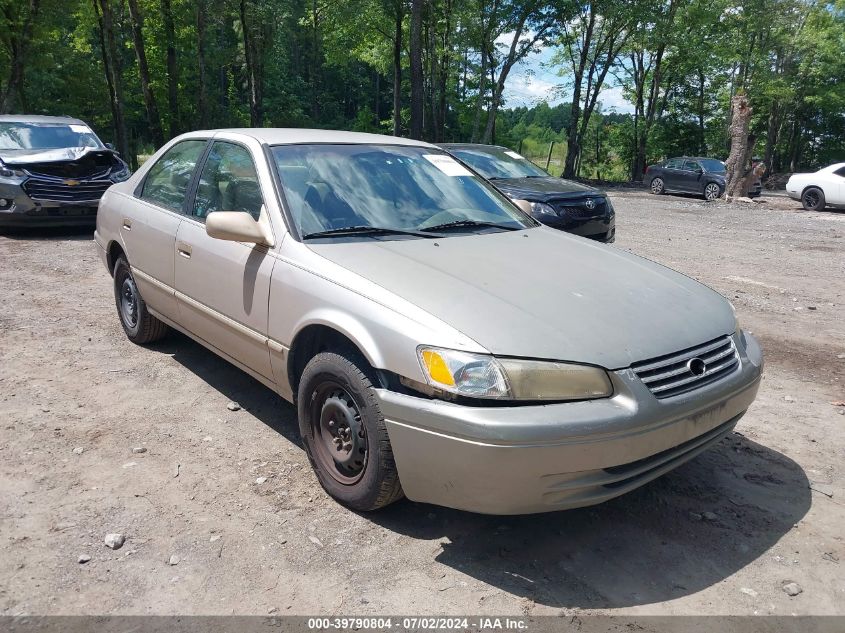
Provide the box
[441,143,615,242]
[646,157,762,201]
[0,115,131,227]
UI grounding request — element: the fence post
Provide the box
[545,141,555,171]
[518,139,523,154]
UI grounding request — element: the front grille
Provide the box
[551,197,606,218]
[632,335,739,399]
[23,176,112,203]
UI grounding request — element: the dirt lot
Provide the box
[1,190,843,617]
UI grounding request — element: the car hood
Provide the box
[308,228,736,369]
[0,146,116,166]
[491,176,598,202]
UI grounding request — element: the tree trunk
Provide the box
[196,0,209,129]
[94,0,130,161]
[240,0,262,126]
[724,95,755,199]
[127,0,164,146]
[0,0,41,114]
[161,0,180,137]
[409,0,424,140]
[562,12,595,178]
[392,1,402,136]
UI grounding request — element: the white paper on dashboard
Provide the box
[423,154,473,176]
[504,151,524,160]
[69,124,92,134]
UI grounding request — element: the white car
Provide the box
[786,162,845,211]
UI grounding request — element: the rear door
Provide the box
[123,139,208,320]
[173,140,276,380]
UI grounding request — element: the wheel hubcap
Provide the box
[805,193,818,207]
[705,185,719,200]
[652,179,663,193]
[310,383,367,484]
[119,277,139,327]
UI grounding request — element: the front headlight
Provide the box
[110,163,131,182]
[529,201,557,216]
[417,346,613,401]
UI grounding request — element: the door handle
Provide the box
[176,241,192,258]
[122,218,132,230]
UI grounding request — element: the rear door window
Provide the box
[140,140,208,213]
[684,160,701,171]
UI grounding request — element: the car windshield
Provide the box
[700,159,726,173]
[448,146,549,180]
[0,122,103,151]
[272,144,534,238]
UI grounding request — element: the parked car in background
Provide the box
[786,163,845,211]
[96,128,762,515]
[646,157,762,201]
[0,115,130,227]
[441,143,615,243]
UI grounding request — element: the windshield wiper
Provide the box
[420,219,519,233]
[303,225,439,240]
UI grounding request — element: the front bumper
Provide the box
[540,214,615,243]
[0,179,101,227]
[379,331,762,514]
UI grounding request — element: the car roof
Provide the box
[0,114,87,125]
[178,128,439,148]
[440,143,509,151]
[667,156,722,161]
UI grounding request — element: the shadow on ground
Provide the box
[156,330,810,610]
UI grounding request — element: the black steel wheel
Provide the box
[650,177,665,195]
[308,382,368,485]
[297,349,403,511]
[801,187,825,211]
[113,257,168,344]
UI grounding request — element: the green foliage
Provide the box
[2,0,841,175]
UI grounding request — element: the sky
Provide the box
[499,38,635,114]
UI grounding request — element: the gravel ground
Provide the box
[0,190,843,617]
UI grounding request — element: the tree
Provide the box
[723,94,755,199]
[555,0,634,178]
[92,0,129,159]
[0,0,41,113]
[409,0,424,138]
[480,0,557,143]
[127,0,164,146]
[161,0,180,136]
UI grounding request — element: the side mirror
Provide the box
[105,142,116,150]
[206,206,275,247]
[512,199,533,214]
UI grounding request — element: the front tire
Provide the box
[703,182,722,201]
[113,257,168,344]
[650,177,665,195]
[297,349,403,511]
[801,187,825,211]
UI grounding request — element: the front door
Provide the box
[679,159,704,193]
[174,140,276,380]
[662,158,685,190]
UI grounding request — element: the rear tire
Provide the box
[297,349,403,511]
[801,187,825,211]
[650,177,665,195]
[113,257,168,344]
[703,182,722,201]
